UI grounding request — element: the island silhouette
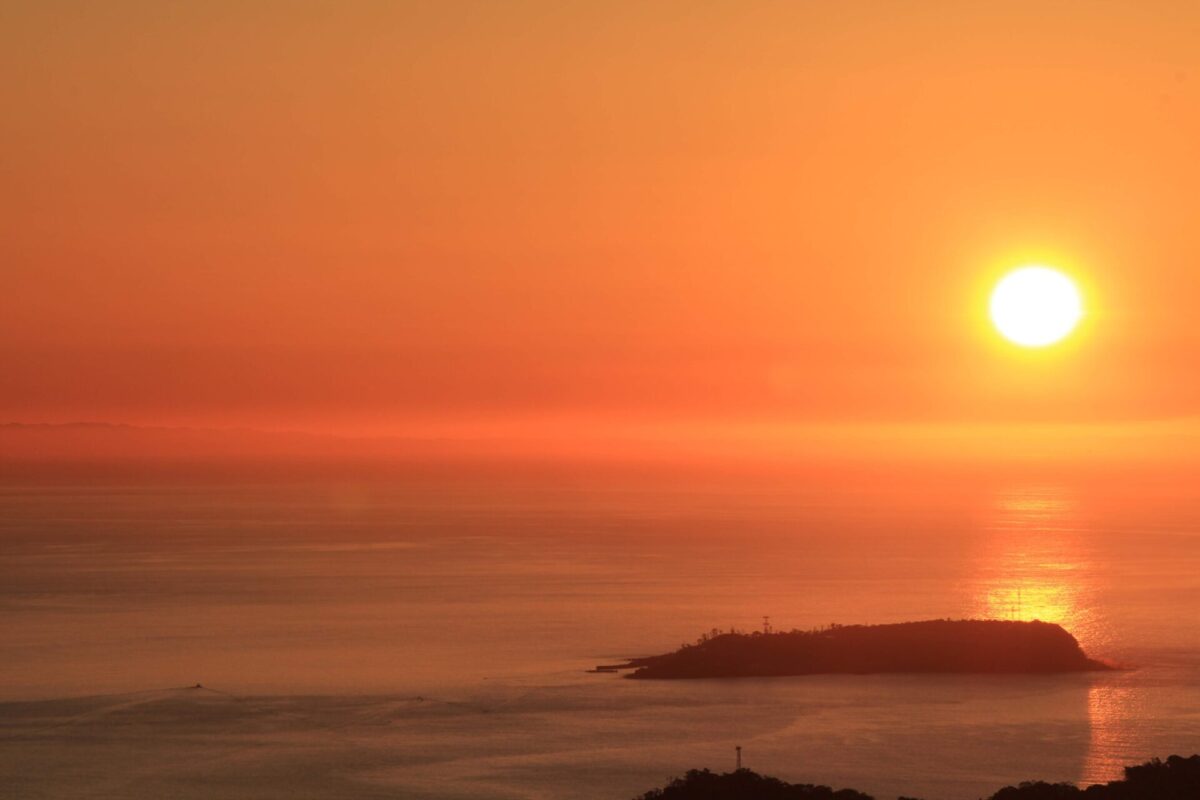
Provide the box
[598,619,1110,679]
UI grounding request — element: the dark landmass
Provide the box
[631,755,1200,800]
[607,620,1110,679]
[989,754,1200,799]
[633,768,873,799]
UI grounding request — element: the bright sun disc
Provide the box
[989,266,1083,347]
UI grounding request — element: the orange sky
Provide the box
[3,2,1199,453]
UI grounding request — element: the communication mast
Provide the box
[762,615,771,634]
[1009,588,1024,620]
[736,745,742,771]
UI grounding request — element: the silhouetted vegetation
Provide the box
[610,620,1109,679]
[632,768,874,800]
[988,754,1200,799]
[628,755,1200,800]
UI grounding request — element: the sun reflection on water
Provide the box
[1083,679,1143,786]
[970,486,1127,787]
[969,486,1106,652]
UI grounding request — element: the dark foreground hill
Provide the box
[609,620,1109,679]
[990,754,1200,799]
[632,755,1200,800]
[632,768,873,799]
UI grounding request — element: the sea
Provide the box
[1,465,1198,799]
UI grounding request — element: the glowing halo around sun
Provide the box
[989,266,1083,347]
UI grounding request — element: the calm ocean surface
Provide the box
[1,472,1198,799]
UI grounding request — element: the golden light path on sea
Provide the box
[970,486,1127,786]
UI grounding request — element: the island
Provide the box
[598,620,1111,679]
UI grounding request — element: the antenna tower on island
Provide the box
[736,745,742,771]
[762,615,771,634]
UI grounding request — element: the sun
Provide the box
[989,266,1083,348]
